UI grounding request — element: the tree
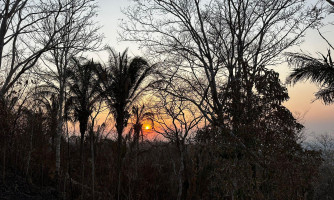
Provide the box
[308,133,334,199]
[0,0,78,99]
[122,0,321,128]
[153,93,202,200]
[287,50,334,104]
[95,48,154,199]
[66,58,101,197]
[191,66,320,199]
[122,104,153,197]
[87,99,106,200]
[35,0,102,187]
[129,105,153,147]
[120,2,323,167]
[287,1,334,105]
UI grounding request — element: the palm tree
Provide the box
[287,50,334,104]
[66,57,101,199]
[129,105,154,144]
[128,105,153,164]
[95,47,154,199]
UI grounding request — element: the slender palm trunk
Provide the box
[117,125,122,200]
[90,126,95,200]
[79,116,88,200]
[135,129,140,179]
[116,117,125,200]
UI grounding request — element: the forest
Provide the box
[0,0,334,199]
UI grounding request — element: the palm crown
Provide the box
[96,48,154,133]
[287,50,334,104]
[66,58,101,123]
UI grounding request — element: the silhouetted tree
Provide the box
[287,0,334,104]
[153,93,202,200]
[129,105,153,147]
[95,47,154,199]
[66,58,101,197]
[0,0,78,99]
[287,50,334,104]
[122,0,321,122]
[35,0,102,188]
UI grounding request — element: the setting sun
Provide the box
[145,125,150,130]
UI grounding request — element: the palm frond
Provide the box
[287,52,334,86]
[287,50,334,104]
[66,57,102,123]
[315,86,334,105]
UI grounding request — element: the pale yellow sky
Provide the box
[96,0,334,138]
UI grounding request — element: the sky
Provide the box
[95,0,334,140]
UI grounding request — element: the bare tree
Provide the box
[0,0,77,99]
[88,100,106,200]
[34,0,102,191]
[153,92,202,200]
[121,0,322,142]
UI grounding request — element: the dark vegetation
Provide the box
[1,0,334,199]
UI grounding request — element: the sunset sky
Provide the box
[96,0,334,140]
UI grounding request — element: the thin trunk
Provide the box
[177,148,184,200]
[0,7,8,71]
[117,170,121,200]
[63,170,67,200]
[135,130,139,179]
[56,82,64,191]
[177,145,189,200]
[67,119,73,199]
[26,127,34,183]
[80,132,85,200]
[41,163,44,187]
[2,144,6,183]
[90,127,95,200]
[55,128,61,186]
[79,116,88,200]
[116,121,124,200]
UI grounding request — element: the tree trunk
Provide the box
[116,121,124,200]
[26,127,34,183]
[79,116,88,200]
[177,149,184,200]
[65,115,73,199]
[2,144,6,183]
[90,127,95,200]
[177,145,189,200]
[56,82,65,192]
[117,133,122,200]
[56,123,62,184]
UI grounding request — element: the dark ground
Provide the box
[0,168,58,200]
